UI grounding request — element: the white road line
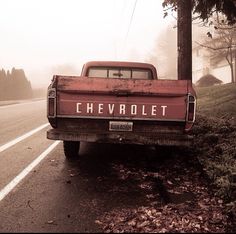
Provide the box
[0,141,60,202]
[0,99,45,109]
[0,123,50,153]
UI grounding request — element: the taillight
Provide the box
[185,94,196,131]
[48,98,55,116]
[47,88,56,117]
[47,87,57,128]
[188,95,196,122]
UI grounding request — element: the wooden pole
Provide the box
[177,0,192,80]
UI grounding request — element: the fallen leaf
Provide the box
[47,220,54,224]
[128,219,136,227]
[137,221,149,228]
[95,220,103,225]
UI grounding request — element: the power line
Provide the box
[124,0,138,47]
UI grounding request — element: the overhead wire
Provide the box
[123,0,138,51]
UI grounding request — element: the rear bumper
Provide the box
[47,129,193,147]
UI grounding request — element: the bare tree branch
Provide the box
[194,41,236,50]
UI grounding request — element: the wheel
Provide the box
[63,141,80,159]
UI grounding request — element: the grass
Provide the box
[191,82,236,219]
[195,83,236,120]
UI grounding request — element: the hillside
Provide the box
[195,83,236,121]
[191,83,236,222]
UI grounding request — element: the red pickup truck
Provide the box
[47,61,196,158]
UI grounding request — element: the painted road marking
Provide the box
[0,99,45,109]
[0,141,60,202]
[0,123,50,153]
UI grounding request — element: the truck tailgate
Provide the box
[56,76,190,122]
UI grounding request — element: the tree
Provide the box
[162,0,236,81]
[163,0,236,25]
[0,67,33,101]
[196,15,236,83]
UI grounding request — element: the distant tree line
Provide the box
[0,68,33,101]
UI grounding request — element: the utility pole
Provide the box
[177,0,192,80]
[234,51,236,82]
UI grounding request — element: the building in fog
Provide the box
[192,39,236,84]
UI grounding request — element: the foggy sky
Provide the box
[0,0,173,88]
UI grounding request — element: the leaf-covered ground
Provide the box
[94,140,235,232]
[94,84,236,233]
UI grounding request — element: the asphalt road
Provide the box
[0,99,48,145]
[0,99,155,232]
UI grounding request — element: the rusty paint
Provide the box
[56,76,191,96]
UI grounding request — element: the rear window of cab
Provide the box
[87,67,153,80]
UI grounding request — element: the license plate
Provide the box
[109,121,133,132]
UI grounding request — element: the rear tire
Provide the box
[63,141,80,159]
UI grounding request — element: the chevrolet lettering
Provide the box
[76,102,167,117]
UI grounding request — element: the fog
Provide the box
[0,0,175,89]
